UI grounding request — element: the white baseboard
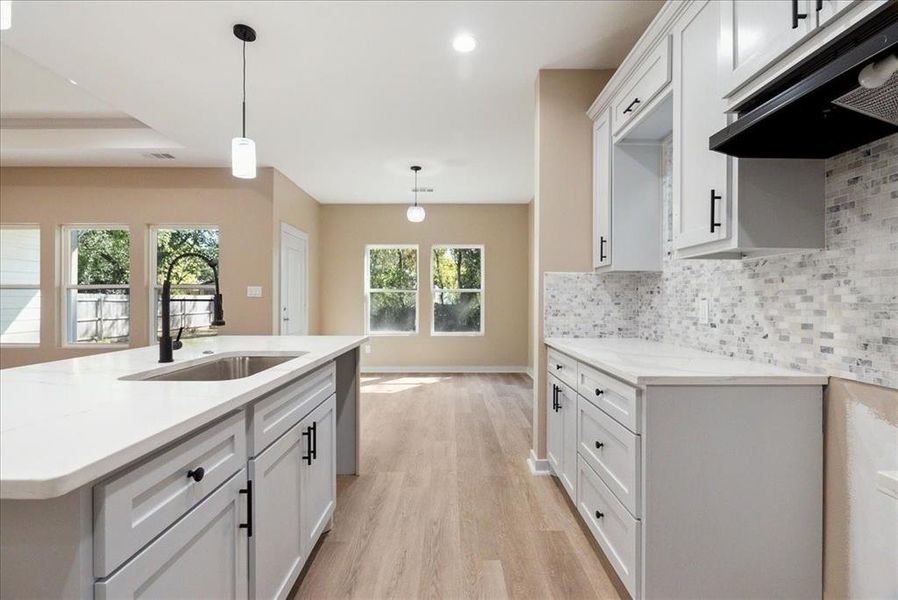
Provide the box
[527,449,552,476]
[361,365,530,374]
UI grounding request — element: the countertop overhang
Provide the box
[545,337,829,387]
[0,335,366,500]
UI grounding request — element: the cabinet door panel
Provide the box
[301,395,336,554]
[593,110,612,269]
[560,383,578,501]
[95,471,248,600]
[674,0,731,252]
[249,422,305,600]
[721,0,814,95]
[546,376,564,475]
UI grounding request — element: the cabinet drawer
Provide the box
[95,470,248,600]
[578,395,641,517]
[547,347,578,390]
[613,35,671,135]
[93,412,246,577]
[577,456,640,597]
[250,362,335,456]
[577,361,641,433]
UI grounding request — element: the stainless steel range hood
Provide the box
[710,5,898,159]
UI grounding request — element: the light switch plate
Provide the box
[364,344,372,354]
[246,286,263,298]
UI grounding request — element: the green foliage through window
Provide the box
[156,228,220,285]
[432,246,482,333]
[73,229,130,285]
[367,246,417,333]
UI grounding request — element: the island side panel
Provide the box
[0,487,93,599]
[334,347,360,475]
[640,384,823,599]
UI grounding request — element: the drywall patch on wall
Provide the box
[824,378,898,599]
[545,133,898,388]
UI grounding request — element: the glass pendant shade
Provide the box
[406,205,426,223]
[231,137,256,179]
[0,0,11,30]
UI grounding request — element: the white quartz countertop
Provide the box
[545,338,829,387]
[0,335,366,500]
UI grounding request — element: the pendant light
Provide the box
[407,165,426,223]
[0,0,11,30]
[232,24,257,179]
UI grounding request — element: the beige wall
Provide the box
[0,167,307,368]
[272,169,322,334]
[319,203,529,369]
[532,69,613,457]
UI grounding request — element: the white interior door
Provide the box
[280,224,308,335]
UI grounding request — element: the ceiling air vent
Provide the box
[143,152,176,160]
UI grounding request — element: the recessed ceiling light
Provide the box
[68,79,78,86]
[452,33,476,54]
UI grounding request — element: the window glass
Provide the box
[0,226,41,344]
[366,246,418,334]
[432,246,483,334]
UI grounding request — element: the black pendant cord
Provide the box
[242,39,246,138]
[414,169,418,207]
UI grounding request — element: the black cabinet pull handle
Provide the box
[792,0,807,28]
[239,479,253,537]
[311,421,318,461]
[595,510,604,519]
[816,0,823,10]
[623,98,641,114]
[595,388,604,396]
[302,425,313,465]
[599,236,607,263]
[710,189,722,233]
[187,467,205,482]
[595,441,605,449]
[555,364,563,370]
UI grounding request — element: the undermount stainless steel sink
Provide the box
[126,353,307,382]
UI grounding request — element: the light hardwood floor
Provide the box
[294,373,623,600]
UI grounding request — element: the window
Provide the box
[150,227,220,339]
[365,245,418,334]
[62,226,130,345]
[0,226,41,345]
[431,245,483,335]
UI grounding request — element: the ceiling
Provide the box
[0,1,662,203]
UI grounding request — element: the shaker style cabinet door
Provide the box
[559,381,578,500]
[719,0,815,95]
[249,422,306,600]
[300,394,337,556]
[592,109,612,269]
[546,377,564,476]
[95,471,249,600]
[673,0,731,253]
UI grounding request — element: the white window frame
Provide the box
[61,224,131,348]
[430,244,485,337]
[147,224,220,342]
[0,224,41,347]
[364,244,419,336]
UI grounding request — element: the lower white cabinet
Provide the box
[249,421,307,600]
[300,394,336,553]
[546,375,577,501]
[95,470,249,600]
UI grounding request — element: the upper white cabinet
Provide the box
[673,0,731,251]
[719,0,816,96]
[673,0,826,259]
[815,0,857,26]
[611,37,672,139]
[592,110,612,269]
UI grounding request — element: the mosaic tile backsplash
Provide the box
[545,134,898,388]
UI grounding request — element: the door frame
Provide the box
[279,222,309,335]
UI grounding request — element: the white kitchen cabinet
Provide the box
[95,470,249,600]
[815,0,857,26]
[249,422,306,600]
[547,375,577,501]
[719,0,816,96]
[300,394,336,554]
[674,0,825,259]
[592,109,612,269]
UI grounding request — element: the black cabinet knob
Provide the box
[595,388,604,396]
[595,510,604,519]
[555,364,563,370]
[595,441,604,449]
[187,467,205,482]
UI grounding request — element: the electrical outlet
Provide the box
[698,298,710,324]
[246,286,262,298]
[364,344,372,354]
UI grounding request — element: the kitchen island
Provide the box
[0,335,366,599]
